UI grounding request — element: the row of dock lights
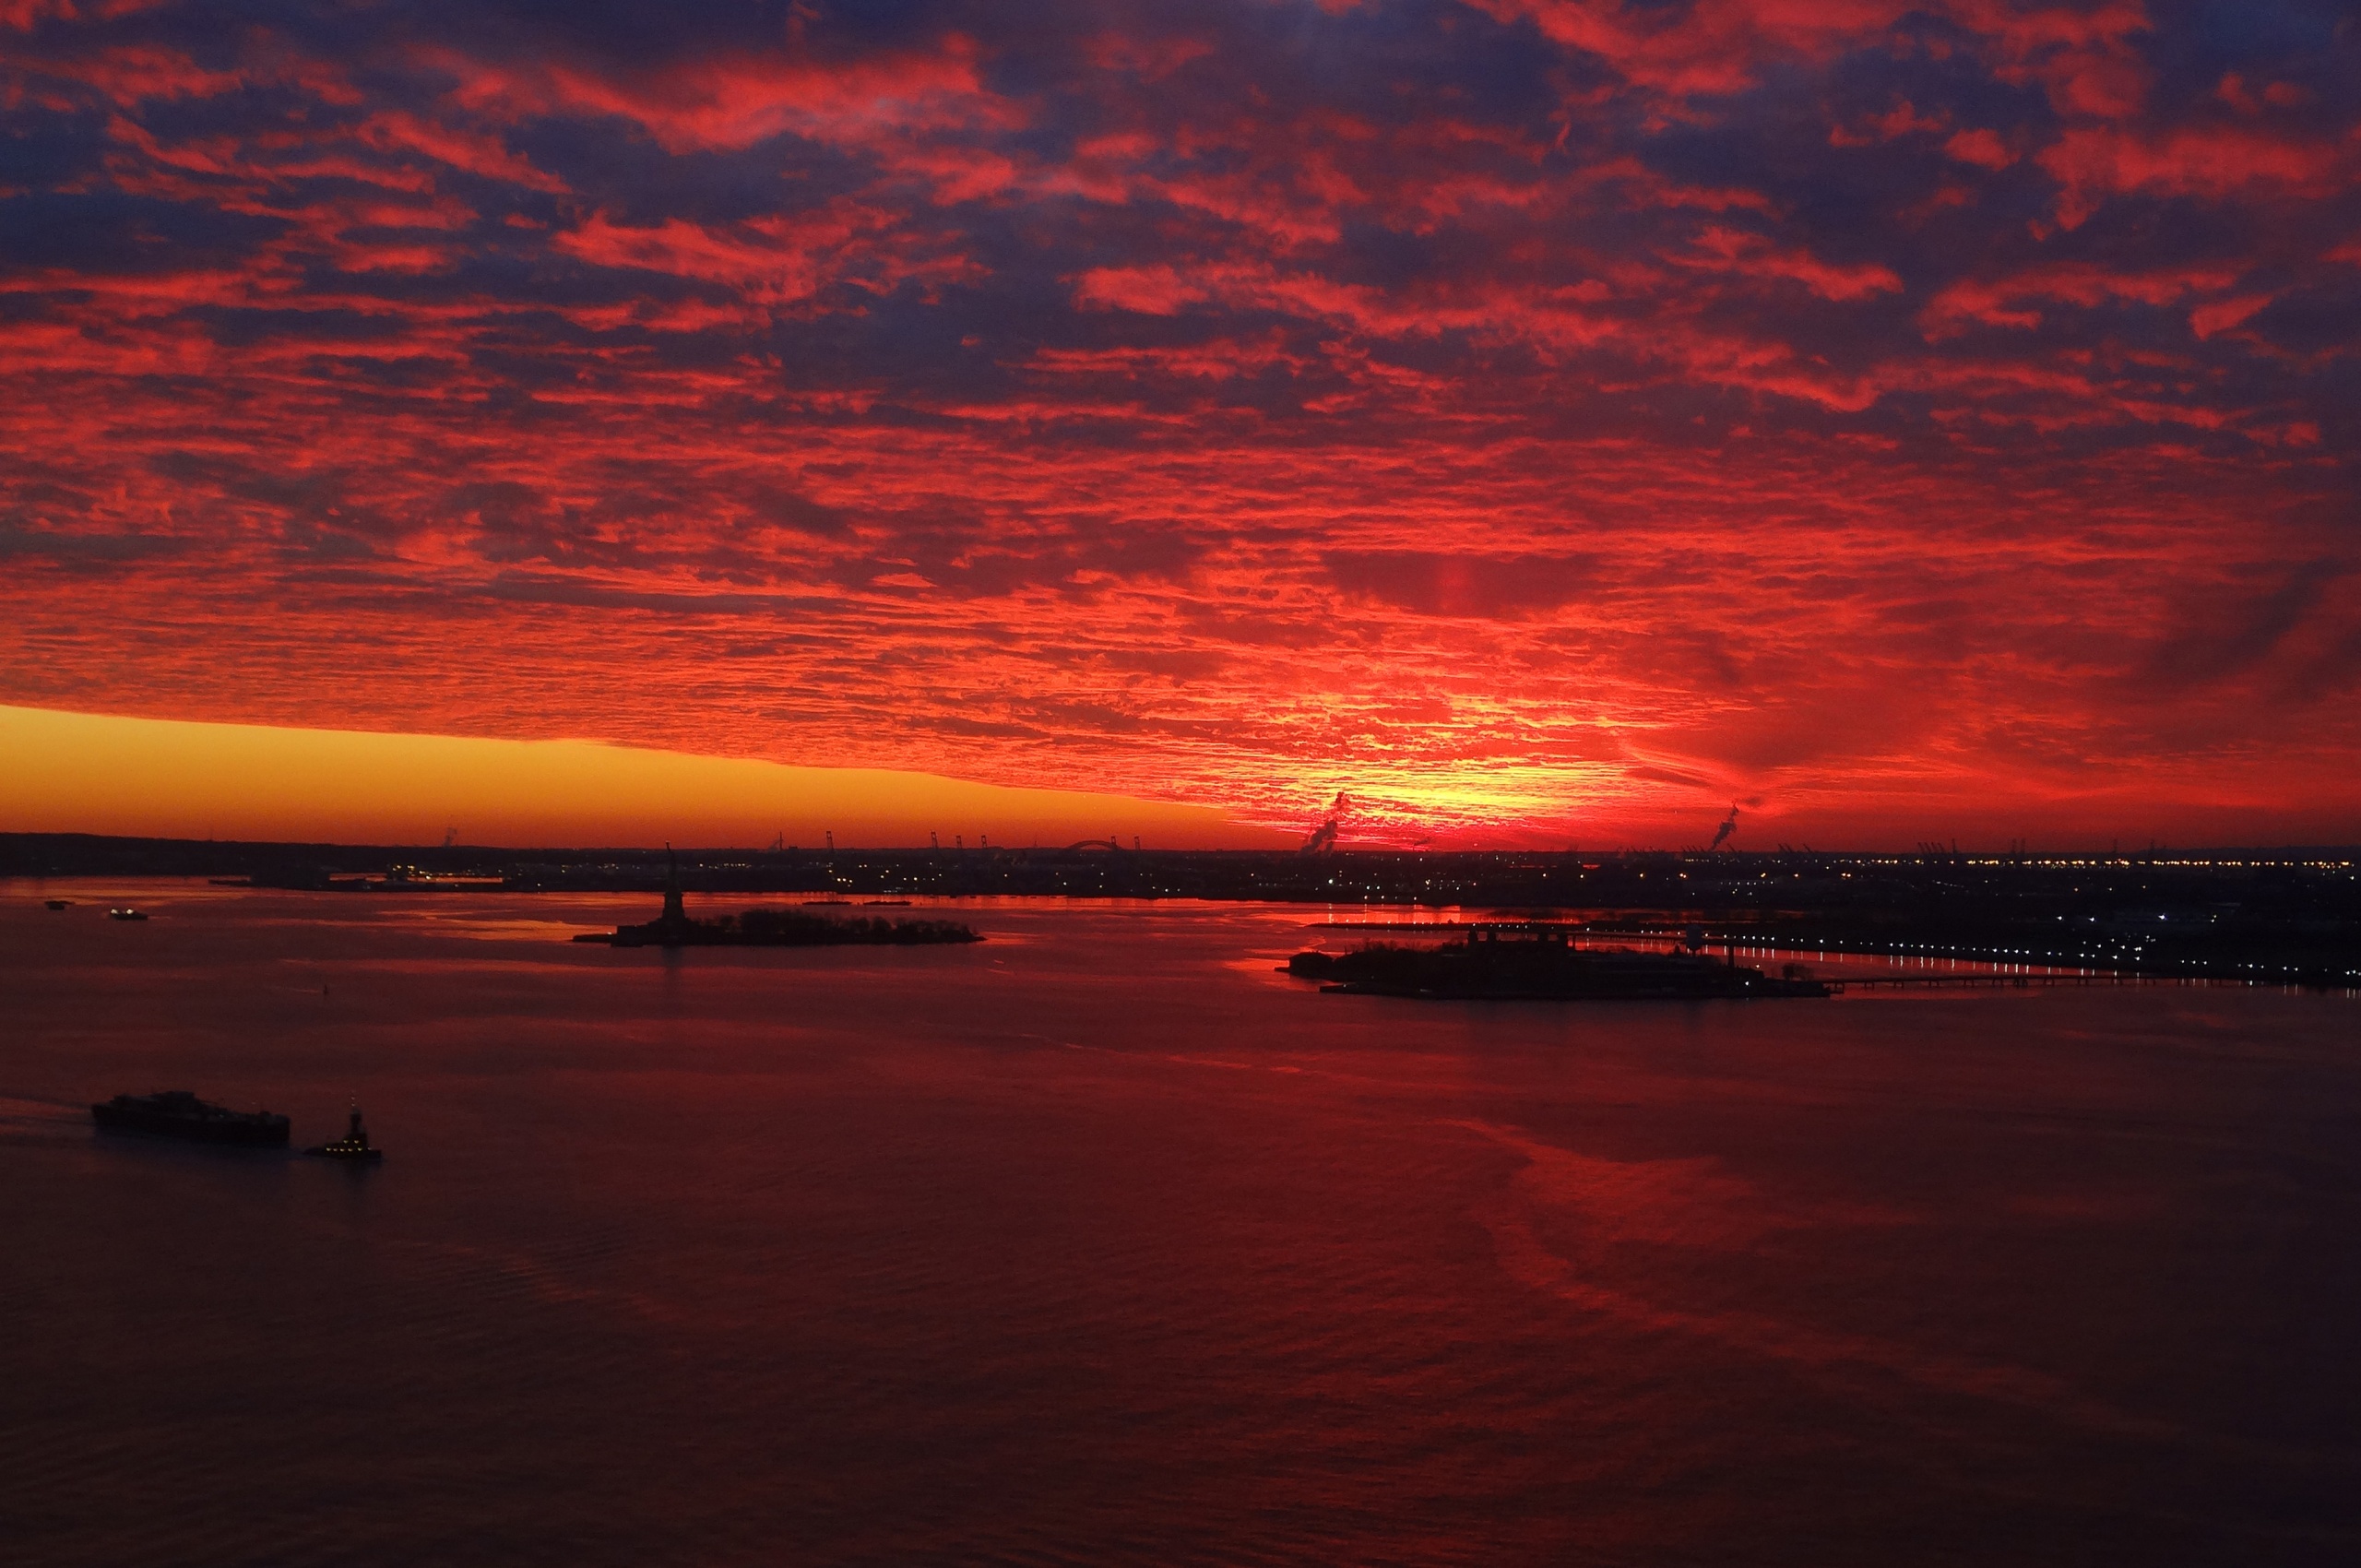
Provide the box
[1696,932,2346,985]
[1327,912,2354,991]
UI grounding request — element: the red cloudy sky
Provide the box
[3,0,2356,848]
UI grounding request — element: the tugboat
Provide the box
[107,908,148,921]
[305,1103,384,1163]
[44,898,71,910]
[91,1090,291,1146]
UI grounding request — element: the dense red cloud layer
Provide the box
[2,1,2356,847]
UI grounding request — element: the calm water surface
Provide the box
[4,884,2358,1565]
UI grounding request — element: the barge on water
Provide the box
[91,1090,291,1146]
[1288,922,1832,1001]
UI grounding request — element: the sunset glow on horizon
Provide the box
[0,706,1284,849]
[4,2,2356,849]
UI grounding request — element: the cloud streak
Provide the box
[1,0,2356,844]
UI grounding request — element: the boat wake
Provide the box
[0,1095,91,1144]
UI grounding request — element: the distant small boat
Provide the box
[305,1103,384,1163]
[93,1090,290,1146]
[45,898,71,910]
[107,908,148,921]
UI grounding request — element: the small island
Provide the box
[1288,923,1829,1001]
[575,855,981,949]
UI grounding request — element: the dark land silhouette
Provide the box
[5,832,2354,987]
[1288,923,1833,1001]
[578,902,982,950]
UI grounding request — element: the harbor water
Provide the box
[3,885,2357,1565]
